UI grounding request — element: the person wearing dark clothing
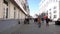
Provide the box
[34,18,37,22]
[46,17,50,26]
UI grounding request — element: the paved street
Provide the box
[0,21,60,34]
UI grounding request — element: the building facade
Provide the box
[39,0,60,21]
[0,0,30,21]
[0,0,30,31]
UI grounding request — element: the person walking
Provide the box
[45,16,50,26]
[42,17,44,23]
[37,16,41,28]
[43,16,47,23]
[44,16,50,26]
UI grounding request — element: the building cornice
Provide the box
[10,0,28,15]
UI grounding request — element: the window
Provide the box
[49,9,51,11]
[54,10,56,13]
[54,6,56,9]
[6,8,8,18]
[14,7,16,18]
[23,4,26,11]
[3,0,8,6]
[54,15,56,18]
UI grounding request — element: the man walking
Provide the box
[45,16,50,26]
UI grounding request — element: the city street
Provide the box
[0,21,60,34]
[0,0,60,34]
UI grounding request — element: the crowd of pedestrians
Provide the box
[34,16,51,28]
[24,16,51,28]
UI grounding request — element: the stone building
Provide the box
[0,0,30,31]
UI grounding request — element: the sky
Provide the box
[27,0,41,17]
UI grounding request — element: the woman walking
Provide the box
[37,16,41,28]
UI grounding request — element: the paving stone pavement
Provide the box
[0,21,60,34]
